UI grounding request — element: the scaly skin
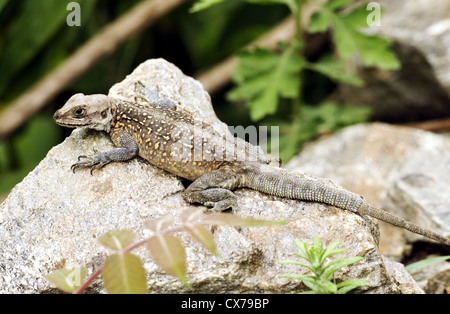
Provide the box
[53,82,450,246]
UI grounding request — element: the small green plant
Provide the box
[45,208,285,294]
[405,255,450,273]
[279,235,367,294]
[192,0,400,161]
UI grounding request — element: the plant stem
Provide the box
[74,267,102,294]
[73,224,187,294]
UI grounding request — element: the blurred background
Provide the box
[1,0,450,200]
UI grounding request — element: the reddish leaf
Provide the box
[98,230,135,251]
[45,267,86,293]
[181,208,204,224]
[102,253,148,294]
[144,216,174,233]
[185,225,219,257]
[147,235,190,288]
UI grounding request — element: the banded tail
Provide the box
[246,166,450,246]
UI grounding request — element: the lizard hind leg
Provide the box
[183,188,237,212]
[182,167,240,211]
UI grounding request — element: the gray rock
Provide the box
[409,260,450,294]
[334,0,450,122]
[287,123,450,256]
[376,0,450,94]
[0,59,419,294]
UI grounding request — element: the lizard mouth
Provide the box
[53,111,84,128]
[54,121,79,128]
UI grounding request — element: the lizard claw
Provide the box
[70,155,106,175]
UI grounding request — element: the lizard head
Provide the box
[53,93,116,132]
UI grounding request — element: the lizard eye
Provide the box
[74,108,85,116]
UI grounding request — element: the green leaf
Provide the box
[336,278,368,294]
[322,256,363,280]
[300,276,334,293]
[405,255,450,273]
[316,277,338,293]
[307,1,400,70]
[307,10,332,33]
[321,240,344,261]
[305,56,364,86]
[189,0,226,13]
[200,212,286,227]
[147,235,190,288]
[228,45,305,121]
[98,230,135,251]
[45,267,86,293]
[102,253,148,294]
[279,237,367,293]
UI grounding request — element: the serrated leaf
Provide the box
[307,0,354,33]
[200,212,286,227]
[147,235,190,288]
[45,267,86,293]
[102,253,148,294]
[333,25,399,69]
[228,45,305,121]
[98,230,135,251]
[307,11,332,33]
[306,57,364,86]
[307,2,400,70]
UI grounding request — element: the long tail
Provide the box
[245,166,450,246]
[358,204,450,246]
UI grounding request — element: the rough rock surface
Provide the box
[287,123,450,257]
[0,59,422,294]
[376,0,450,93]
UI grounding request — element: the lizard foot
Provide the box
[182,188,237,212]
[70,154,110,175]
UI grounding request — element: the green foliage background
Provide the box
[0,0,288,197]
[0,0,397,198]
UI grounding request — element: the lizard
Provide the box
[53,81,450,247]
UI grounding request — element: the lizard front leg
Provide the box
[183,167,241,211]
[71,131,139,174]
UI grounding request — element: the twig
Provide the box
[401,118,450,132]
[73,225,186,294]
[0,0,188,140]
